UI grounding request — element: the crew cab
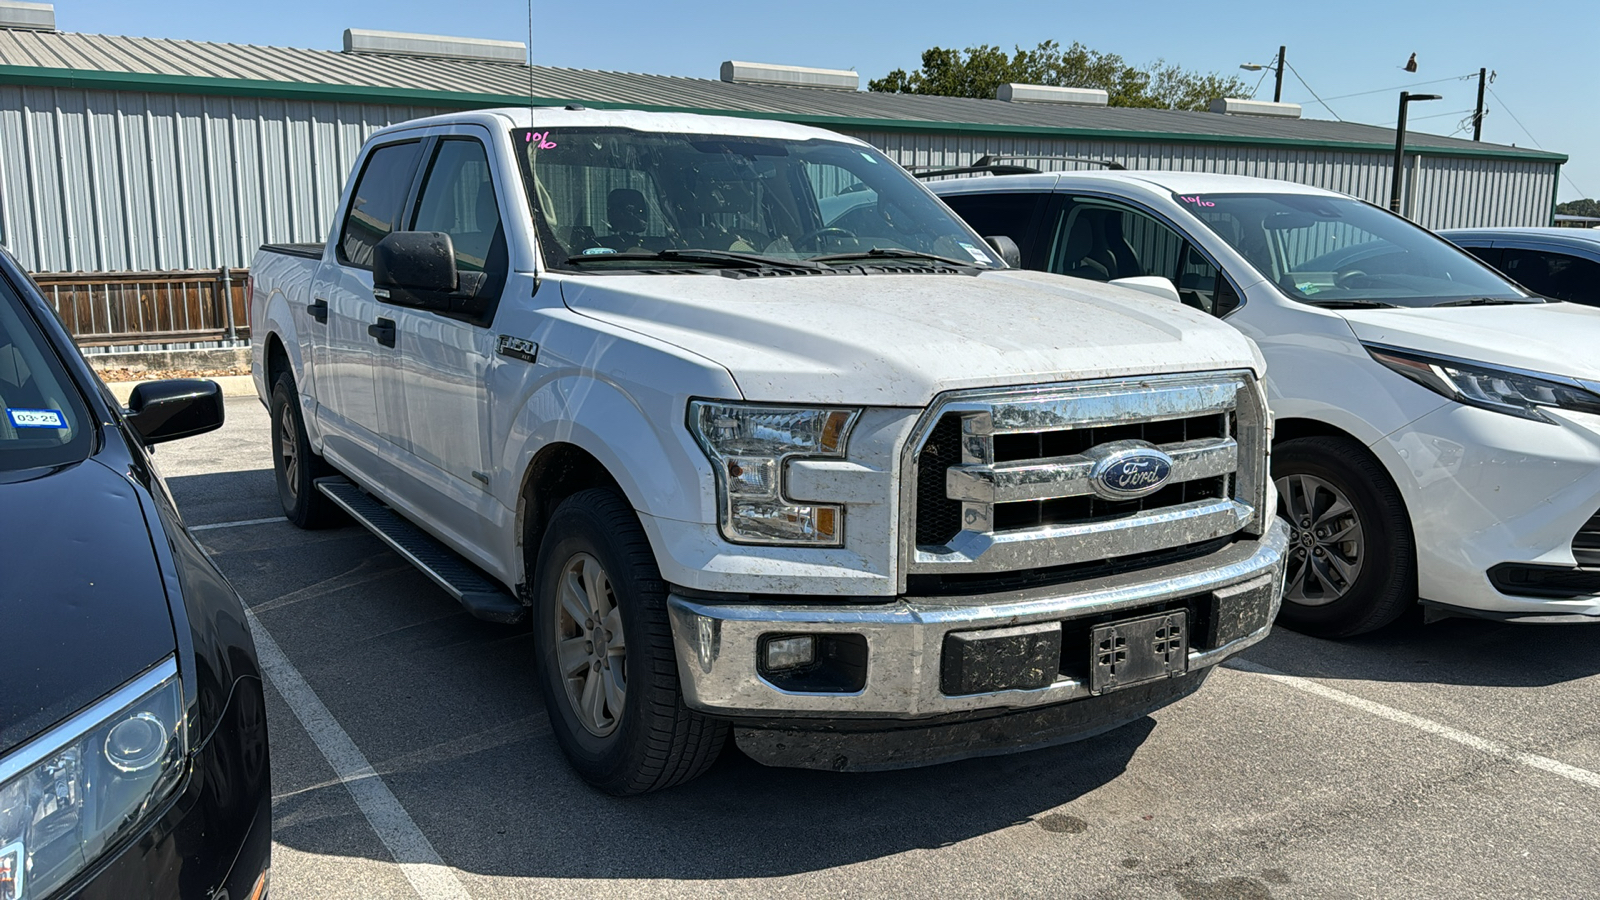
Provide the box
[932,170,1600,636]
[250,108,1289,794]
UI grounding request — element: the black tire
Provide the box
[532,488,726,795]
[1273,435,1416,638]
[269,372,344,529]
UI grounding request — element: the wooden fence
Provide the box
[30,268,249,348]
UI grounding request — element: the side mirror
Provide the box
[374,231,458,309]
[125,379,224,445]
[1109,275,1183,304]
[983,235,1022,268]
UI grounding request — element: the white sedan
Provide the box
[932,170,1600,636]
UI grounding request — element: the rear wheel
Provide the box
[532,488,726,795]
[1273,436,1415,638]
[270,372,343,529]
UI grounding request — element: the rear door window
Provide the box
[940,192,1044,265]
[338,140,424,269]
[1500,248,1600,305]
[1459,244,1503,268]
[0,277,91,470]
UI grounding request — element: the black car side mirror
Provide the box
[374,231,459,310]
[984,235,1022,269]
[126,379,225,445]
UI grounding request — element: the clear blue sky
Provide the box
[54,0,1597,202]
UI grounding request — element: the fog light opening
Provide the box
[762,635,816,672]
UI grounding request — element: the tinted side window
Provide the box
[941,192,1041,261]
[1045,197,1182,283]
[1176,243,1239,317]
[1501,248,1600,305]
[1460,244,1503,268]
[338,141,423,269]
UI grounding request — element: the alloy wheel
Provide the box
[553,552,627,737]
[1276,473,1365,607]
[278,404,300,501]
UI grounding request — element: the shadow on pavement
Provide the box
[1247,612,1600,688]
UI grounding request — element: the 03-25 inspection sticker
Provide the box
[7,408,67,428]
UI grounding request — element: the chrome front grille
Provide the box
[904,373,1269,579]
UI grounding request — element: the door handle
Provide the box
[367,317,397,348]
[307,298,328,324]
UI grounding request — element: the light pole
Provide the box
[1390,91,1442,214]
[1239,46,1286,103]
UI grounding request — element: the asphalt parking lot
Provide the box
[156,395,1600,899]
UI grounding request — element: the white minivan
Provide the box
[932,171,1600,636]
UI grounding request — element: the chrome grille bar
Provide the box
[946,436,1238,504]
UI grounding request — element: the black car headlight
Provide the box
[1366,344,1600,424]
[0,658,185,898]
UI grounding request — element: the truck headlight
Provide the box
[1366,344,1600,424]
[0,659,185,899]
[689,402,860,546]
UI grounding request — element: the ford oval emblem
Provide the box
[1087,442,1174,501]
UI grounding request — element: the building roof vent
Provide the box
[996,84,1109,106]
[0,2,55,31]
[1208,97,1302,119]
[720,60,858,91]
[342,28,526,65]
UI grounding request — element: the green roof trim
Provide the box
[0,64,1569,165]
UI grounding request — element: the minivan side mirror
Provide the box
[1109,275,1183,304]
[983,235,1022,268]
[125,379,225,445]
[374,231,458,310]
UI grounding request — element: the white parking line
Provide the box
[190,516,284,532]
[1230,658,1600,790]
[246,609,473,900]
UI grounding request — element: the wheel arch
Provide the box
[514,441,628,597]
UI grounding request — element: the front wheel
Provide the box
[1272,436,1415,638]
[532,489,726,795]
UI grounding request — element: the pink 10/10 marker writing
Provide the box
[525,131,558,149]
[1179,195,1215,207]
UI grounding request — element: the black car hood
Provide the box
[0,458,178,755]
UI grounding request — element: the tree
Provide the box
[868,40,1253,112]
[1555,198,1600,218]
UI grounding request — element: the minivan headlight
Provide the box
[1365,344,1600,424]
[688,402,859,545]
[0,659,185,899]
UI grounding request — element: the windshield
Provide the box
[515,127,999,271]
[0,275,91,471]
[1177,192,1527,308]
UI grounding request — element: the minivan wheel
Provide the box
[532,488,727,795]
[270,372,343,529]
[1272,436,1415,638]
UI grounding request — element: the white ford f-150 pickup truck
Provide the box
[250,107,1290,794]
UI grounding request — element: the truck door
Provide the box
[372,132,507,548]
[310,138,424,472]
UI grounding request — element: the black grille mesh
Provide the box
[1575,509,1600,567]
[915,415,965,546]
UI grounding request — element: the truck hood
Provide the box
[1341,302,1600,383]
[559,269,1263,406]
[0,458,178,755]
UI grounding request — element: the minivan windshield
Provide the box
[516,128,1000,271]
[1177,192,1530,308]
[0,275,91,471]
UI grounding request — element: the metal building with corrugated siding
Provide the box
[0,14,1568,279]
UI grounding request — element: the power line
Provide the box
[1489,86,1593,199]
[1316,72,1479,104]
[1283,59,1343,121]
[1381,108,1474,127]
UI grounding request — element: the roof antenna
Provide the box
[527,0,535,125]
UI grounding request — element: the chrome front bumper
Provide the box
[668,518,1290,720]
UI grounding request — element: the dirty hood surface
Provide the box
[561,269,1263,406]
[1341,301,1600,384]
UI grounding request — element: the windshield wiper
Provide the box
[1430,297,1546,308]
[810,248,983,268]
[566,249,825,270]
[1299,299,1400,309]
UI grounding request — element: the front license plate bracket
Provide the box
[1090,611,1189,695]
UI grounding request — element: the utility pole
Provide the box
[1274,46,1285,103]
[1473,68,1487,141]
